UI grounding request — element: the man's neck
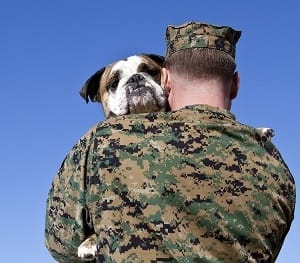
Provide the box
[168,79,232,111]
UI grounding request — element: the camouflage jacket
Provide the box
[45,105,295,263]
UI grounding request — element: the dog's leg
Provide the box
[256,127,275,139]
[77,234,97,261]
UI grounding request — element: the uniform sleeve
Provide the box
[45,135,94,263]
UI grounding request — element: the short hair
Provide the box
[164,48,237,82]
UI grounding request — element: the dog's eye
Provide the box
[147,69,160,77]
[109,79,118,92]
[108,71,120,92]
[139,64,160,77]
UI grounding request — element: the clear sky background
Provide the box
[0,1,299,262]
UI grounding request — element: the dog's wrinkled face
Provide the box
[80,54,167,118]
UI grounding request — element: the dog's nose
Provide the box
[127,74,144,88]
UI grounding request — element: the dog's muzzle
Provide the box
[125,73,166,114]
[127,73,146,90]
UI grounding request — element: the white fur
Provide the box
[257,127,274,138]
[77,240,97,259]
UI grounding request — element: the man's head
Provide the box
[162,21,242,110]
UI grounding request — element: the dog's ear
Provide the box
[79,67,105,103]
[143,54,165,67]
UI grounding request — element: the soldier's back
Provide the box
[87,105,295,263]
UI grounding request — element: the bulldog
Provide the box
[80,53,167,118]
[77,54,274,261]
[77,53,166,261]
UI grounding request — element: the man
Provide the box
[45,22,295,262]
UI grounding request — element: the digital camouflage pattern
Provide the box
[165,22,241,59]
[45,105,295,263]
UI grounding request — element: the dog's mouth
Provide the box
[127,86,161,114]
[126,81,167,114]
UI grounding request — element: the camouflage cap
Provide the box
[165,21,241,59]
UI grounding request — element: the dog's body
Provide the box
[78,54,166,260]
[77,54,274,260]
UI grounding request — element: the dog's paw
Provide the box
[256,127,275,139]
[77,234,97,261]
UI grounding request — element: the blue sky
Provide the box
[0,1,299,262]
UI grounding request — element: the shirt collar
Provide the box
[170,104,236,122]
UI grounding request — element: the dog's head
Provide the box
[80,54,167,118]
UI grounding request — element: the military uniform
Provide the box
[45,22,295,262]
[45,105,295,263]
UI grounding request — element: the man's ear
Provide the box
[161,68,171,96]
[230,71,240,100]
[79,67,105,103]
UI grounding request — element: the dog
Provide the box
[80,53,167,118]
[78,53,166,260]
[77,54,274,261]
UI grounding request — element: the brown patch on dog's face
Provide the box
[137,55,162,85]
[97,65,114,116]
